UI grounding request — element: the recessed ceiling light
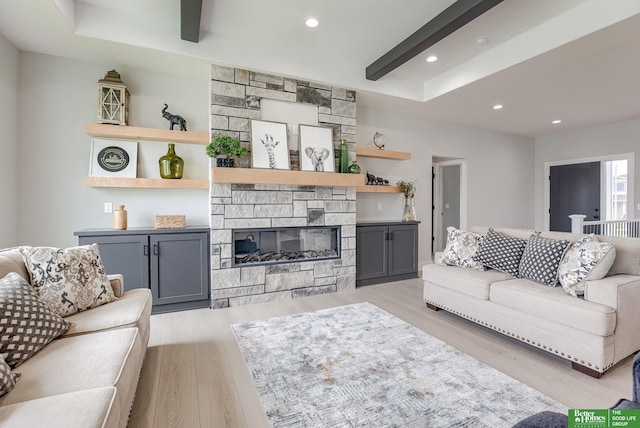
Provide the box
[305,17,319,28]
[492,104,503,110]
[552,119,562,124]
[476,37,489,46]
[426,55,438,63]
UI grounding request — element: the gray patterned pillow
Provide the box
[441,227,485,271]
[19,244,117,317]
[473,228,529,277]
[518,235,570,286]
[0,354,20,397]
[0,272,71,368]
[558,235,616,297]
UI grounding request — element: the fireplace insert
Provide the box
[233,226,340,266]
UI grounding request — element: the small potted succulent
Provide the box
[206,135,248,167]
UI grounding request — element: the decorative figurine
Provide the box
[366,171,389,185]
[161,104,187,131]
[373,132,385,150]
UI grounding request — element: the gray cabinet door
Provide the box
[150,232,209,306]
[388,224,418,276]
[78,234,149,292]
[356,225,388,280]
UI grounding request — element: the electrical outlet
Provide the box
[377,202,382,211]
[104,202,113,213]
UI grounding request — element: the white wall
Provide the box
[534,118,640,230]
[0,33,18,248]
[17,53,210,247]
[356,104,535,266]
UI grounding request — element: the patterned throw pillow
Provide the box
[19,244,117,317]
[0,354,20,397]
[558,235,616,297]
[473,228,529,277]
[441,227,485,271]
[518,235,570,286]
[0,272,71,368]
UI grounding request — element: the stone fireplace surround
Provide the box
[209,64,357,308]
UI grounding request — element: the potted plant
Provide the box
[396,179,417,221]
[206,135,248,167]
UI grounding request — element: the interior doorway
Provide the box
[432,158,467,252]
[549,162,601,232]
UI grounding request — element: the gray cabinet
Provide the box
[75,228,210,314]
[356,221,419,286]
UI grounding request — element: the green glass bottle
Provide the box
[348,160,361,174]
[159,143,184,179]
[338,140,349,173]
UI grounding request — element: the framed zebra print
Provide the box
[250,120,290,170]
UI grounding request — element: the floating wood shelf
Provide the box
[356,185,402,193]
[211,168,364,187]
[84,176,209,189]
[84,123,209,145]
[355,147,411,160]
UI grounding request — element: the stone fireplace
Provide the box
[209,63,358,308]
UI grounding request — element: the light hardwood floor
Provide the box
[128,279,634,427]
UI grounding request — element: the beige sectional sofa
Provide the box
[423,227,640,378]
[0,247,152,427]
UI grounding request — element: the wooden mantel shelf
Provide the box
[211,167,364,187]
[355,147,411,160]
[84,123,209,145]
[85,176,209,189]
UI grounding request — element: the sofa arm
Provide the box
[107,274,124,298]
[584,274,640,310]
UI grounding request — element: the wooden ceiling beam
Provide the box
[365,0,504,81]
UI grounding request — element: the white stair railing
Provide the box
[569,214,640,237]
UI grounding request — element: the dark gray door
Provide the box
[79,234,149,292]
[388,224,418,276]
[150,232,209,306]
[356,225,388,280]
[550,162,600,232]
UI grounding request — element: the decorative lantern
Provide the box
[97,70,129,126]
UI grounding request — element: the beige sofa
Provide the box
[423,227,640,378]
[0,248,152,427]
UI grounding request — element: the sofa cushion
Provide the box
[0,386,120,428]
[423,263,512,300]
[441,227,485,271]
[518,235,569,286]
[0,272,71,368]
[473,228,529,277]
[490,278,616,336]
[0,354,20,397]
[63,289,151,346]
[19,244,117,317]
[0,327,142,418]
[0,248,29,281]
[558,235,616,297]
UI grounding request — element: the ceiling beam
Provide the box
[365,0,504,81]
[180,0,203,43]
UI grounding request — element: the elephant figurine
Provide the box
[305,147,330,171]
[161,104,187,131]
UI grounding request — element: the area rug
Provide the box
[231,302,567,427]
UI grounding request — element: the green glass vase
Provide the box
[159,143,184,179]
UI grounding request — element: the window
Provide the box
[605,160,628,221]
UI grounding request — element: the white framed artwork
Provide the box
[251,120,290,170]
[89,139,138,178]
[299,125,334,172]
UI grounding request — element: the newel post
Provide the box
[569,214,587,234]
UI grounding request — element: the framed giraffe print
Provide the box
[299,125,335,172]
[250,120,290,170]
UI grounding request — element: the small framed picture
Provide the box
[299,125,334,172]
[251,120,290,170]
[89,139,138,178]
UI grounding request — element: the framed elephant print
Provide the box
[251,120,290,170]
[299,125,334,172]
